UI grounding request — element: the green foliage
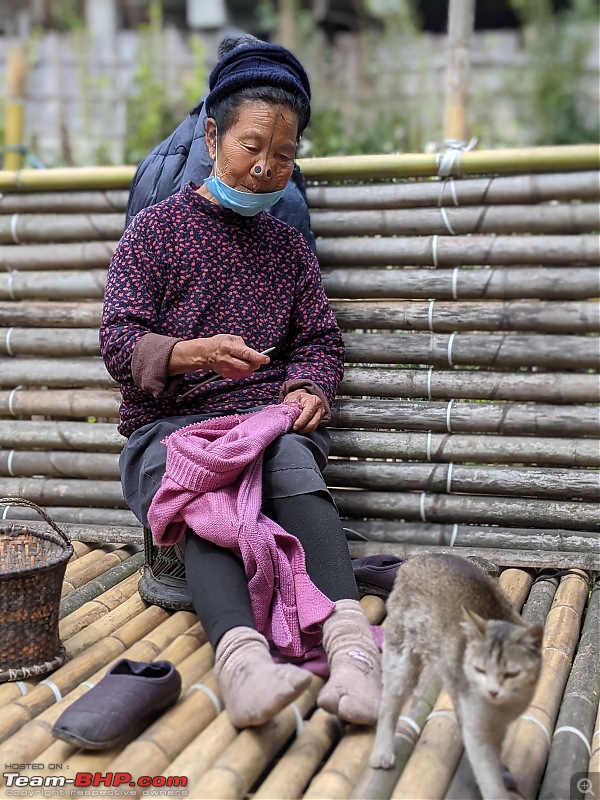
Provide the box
[508,0,599,144]
[124,0,207,164]
[50,0,84,32]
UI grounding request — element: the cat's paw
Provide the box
[369,748,395,769]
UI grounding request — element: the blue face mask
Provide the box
[203,129,287,217]
[204,175,285,217]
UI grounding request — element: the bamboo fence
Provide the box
[0,148,598,570]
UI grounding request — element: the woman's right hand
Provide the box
[169,334,270,378]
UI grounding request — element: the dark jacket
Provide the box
[125,101,317,253]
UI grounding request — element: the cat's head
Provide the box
[460,607,543,707]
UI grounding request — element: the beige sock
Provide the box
[214,626,312,728]
[317,599,381,725]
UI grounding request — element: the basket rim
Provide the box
[0,522,73,579]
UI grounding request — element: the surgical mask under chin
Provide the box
[204,135,285,217]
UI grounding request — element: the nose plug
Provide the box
[254,166,272,178]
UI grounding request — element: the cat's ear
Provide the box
[516,624,544,652]
[460,606,486,639]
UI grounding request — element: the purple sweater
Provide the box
[100,184,345,436]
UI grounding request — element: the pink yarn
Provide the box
[147,404,334,662]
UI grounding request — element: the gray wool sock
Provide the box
[318,599,381,725]
[214,626,312,728]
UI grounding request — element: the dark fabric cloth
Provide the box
[100,185,344,437]
[124,102,316,252]
[119,410,331,528]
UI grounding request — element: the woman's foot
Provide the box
[318,599,381,725]
[214,626,312,727]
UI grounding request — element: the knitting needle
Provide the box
[176,347,276,402]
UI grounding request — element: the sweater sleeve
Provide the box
[281,239,345,407]
[99,214,183,396]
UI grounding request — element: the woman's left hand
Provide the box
[283,390,324,433]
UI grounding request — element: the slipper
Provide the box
[352,555,404,598]
[51,659,181,749]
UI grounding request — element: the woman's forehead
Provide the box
[230,100,299,137]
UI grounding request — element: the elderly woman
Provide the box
[100,36,380,729]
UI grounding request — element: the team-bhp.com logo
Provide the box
[3,771,188,796]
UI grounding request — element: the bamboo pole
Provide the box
[502,571,592,800]
[443,0,476,142]
[332,300,600,335]
[0,146,597,189]
[344,521,598,556]
[0,243,115,271]
[0,213,124,243]
[0,190,129,214]
[334,491,600,534]
[0,389,120,419]
[311,203,599,237]
[325,461,600,502]
[59,570,142,637]
[330,431,600,467]
[0,270,108,300]
[317,234,600,268]
[0,506,139,529]
[306,171,600,209]
[0,300,103,326]
[538,578,600,799]
[4,44,26,172]
[322,267,600,301]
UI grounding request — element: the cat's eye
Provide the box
[504,670,520,679]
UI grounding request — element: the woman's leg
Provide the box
[262,491,358,600]
[184,530,311,728]
[264,492,381,725]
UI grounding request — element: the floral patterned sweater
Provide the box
[100,183,345,437]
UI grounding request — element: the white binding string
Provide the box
[439,206,456,235]
[8,386,22,417]
[81,681,95,689]
[451,266,459,300]
[438,177,460,209]
[518,714,551,744]
[16,681,28,696]
[436,137,478,179]
[398,715,422,736]
[10,213,20,244]
[449,523,459,547]
[4,327,15,356]
[291,702,304,737]
[446,399,454,433]
[40,679,62,702]
[7,271,17,300]
[427,299,435,332]
[431,234,439,267]
[2,503,10,520]
[190,683,222,715]
[7,450,15,477]
[446,462,454,494]
[426,367,433,401]
[426,710,458,726]
[419,492,427,522]
[553,726,592,756]
[447,332,457,368]
[426,431,433,462]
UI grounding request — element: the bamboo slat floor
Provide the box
[0,542,597,800]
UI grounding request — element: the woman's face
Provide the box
[205,100,299,194]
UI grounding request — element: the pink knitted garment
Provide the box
[147,404,334,663]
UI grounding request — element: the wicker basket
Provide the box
[0,498,74,682]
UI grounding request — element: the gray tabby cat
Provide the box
[370,553,543,800]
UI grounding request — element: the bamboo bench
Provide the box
[1,146,599,576]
